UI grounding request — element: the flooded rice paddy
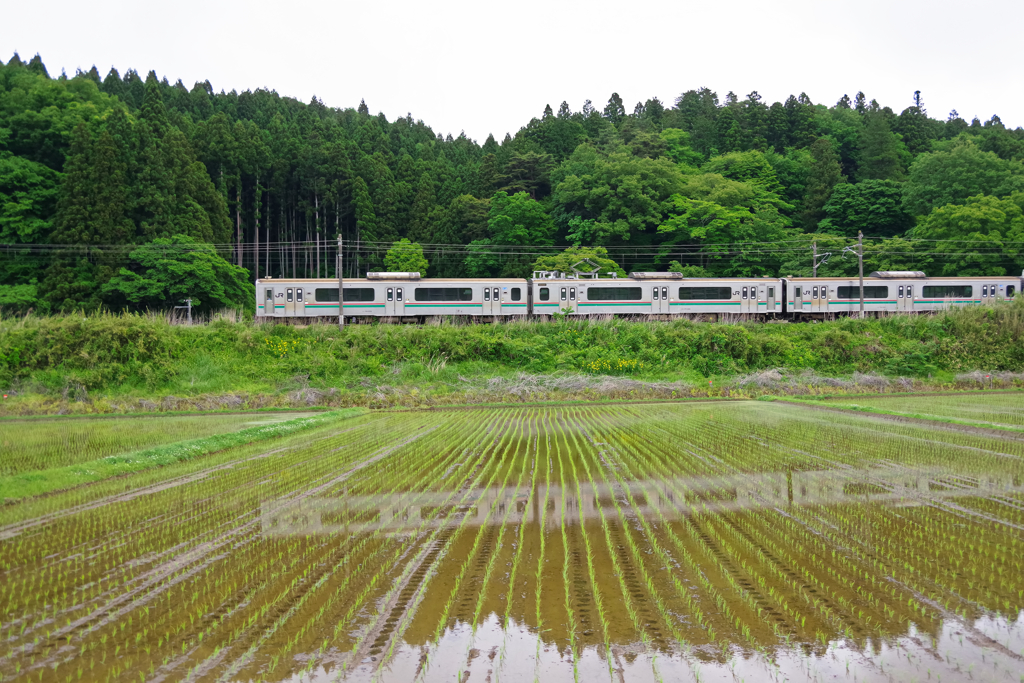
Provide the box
[0,412,319,476]
[1,401,1023,682]
[821,391,1024,430]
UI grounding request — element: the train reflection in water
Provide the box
[260,466,1023,537]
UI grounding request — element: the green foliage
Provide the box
[4,53,1024,293]
[659,129,704,169]
[102,235,254,312]
[0,283,39,312]
[4,304,1024,401]
[383,238,429,274]
[662,262,705,277]
[817,180,912,238]
[550,144,685,243]
[0,153,61,242]
[657,173,795,275]
[800,137,847,229]
[911,194,1024,275]
[465,191,555,277]
[530,245,626,277]
[856,111,908,181]
[0,311,180,388]
[702,150,786,197]
[903,137,1024,216]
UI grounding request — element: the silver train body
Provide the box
[255,271,1022,322]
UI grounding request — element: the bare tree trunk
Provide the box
[235,176,242,268]
[265,189,270,277]
[253,171,260,279]
[314,189,320,278]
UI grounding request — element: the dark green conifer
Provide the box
[800,137,847,229]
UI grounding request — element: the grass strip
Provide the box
[775,397,1024,434]
[0,407,367,502]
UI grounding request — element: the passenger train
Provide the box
[255,270,1021,322]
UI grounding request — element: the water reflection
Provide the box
[261,465,1024,536]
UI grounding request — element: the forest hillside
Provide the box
[2,53,1023,313]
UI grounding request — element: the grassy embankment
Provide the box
[2,301,1024,413]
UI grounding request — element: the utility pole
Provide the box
[858,231,865,319]
[338,235,344,330]
[812,241,817,277]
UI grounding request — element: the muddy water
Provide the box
[1,402,1023,682]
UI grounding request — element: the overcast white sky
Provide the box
[4,0,1021,143]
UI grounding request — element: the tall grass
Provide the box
[3,301,1024,401]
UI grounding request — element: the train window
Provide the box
[286,288,293,302]
[387,288,393,301]
[484,288,490,301]
[922,285,972,298]
[588,287,643,300]
[991,284,996,296]
[511,287,522,301]
[1009,285,1016,297]
[812,286,818,299]
[768,287,774,299]
[414,288,472,301]
[662,287,668,300]
[898,286,904,298]
[569,288,576,301]
[653,287,659,301]
[265,289,273,302]
[539,288,549,301]
[982,285,988,297]
[493,288,499,301]
[907,285,913,298]
[396,288,403,302]
[296,288,303,302]
[560,288,567,301]
[678,286,731,300]
[316,288,375,302]
[836,286,888,299]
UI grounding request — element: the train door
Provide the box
[766,285,776,313]
[739,284,755,314]
[385,285,405,316]
[285,287,295,316]
[263,287,275,317]
[559,283,578,313]
[898,283,913,312]
[793,283,803,312]
[483,285,500,316]
[652,283,669,314]
[294,287,305,317]
[983,283,996,303]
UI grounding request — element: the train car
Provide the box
[256,273,530,322]
[530,271,784,319]
[783,271,1021,318]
